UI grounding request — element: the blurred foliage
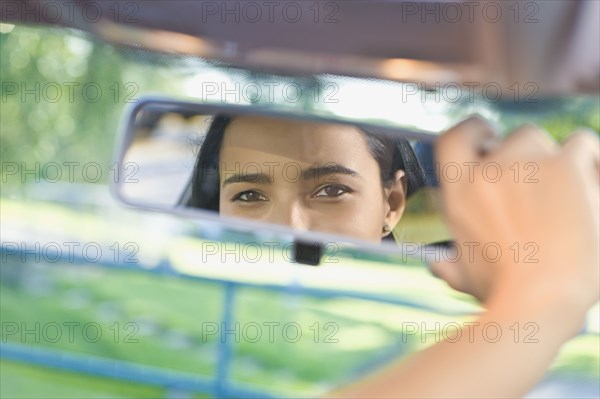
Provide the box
[0,25,179,184]
[492,97,600,141]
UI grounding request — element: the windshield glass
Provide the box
[1,23,599,399]
[2,23,598,182]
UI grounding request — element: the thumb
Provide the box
[428,259,472,294]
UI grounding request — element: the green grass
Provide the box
[0,260,432,396]
[1,360,165,399]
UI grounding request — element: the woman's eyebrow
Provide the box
[301,164,360,181]
[221,164,359,186]
[222,173,271,187]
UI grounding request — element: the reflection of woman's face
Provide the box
[218,116,406,243]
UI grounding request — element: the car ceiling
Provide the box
[2,0,599,95]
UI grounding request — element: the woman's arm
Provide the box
[328,283,587,398]
[328,117,599,398]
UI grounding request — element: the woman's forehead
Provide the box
[221,115,370,163]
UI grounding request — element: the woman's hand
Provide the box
[328,117,599,399]
[429,117,599,319]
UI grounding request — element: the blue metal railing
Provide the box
[1,242,597,398]
[1,241,452,398]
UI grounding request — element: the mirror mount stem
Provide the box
[293,241,323,266]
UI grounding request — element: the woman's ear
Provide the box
[383,170,407,236]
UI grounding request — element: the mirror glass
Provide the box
[116,99,451,246]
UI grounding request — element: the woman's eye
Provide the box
[233,190,268,202]
[313,185,351,198]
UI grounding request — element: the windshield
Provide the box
[1,23,599,399]
[2,23,598,180]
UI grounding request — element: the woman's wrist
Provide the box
[484,280,590,344]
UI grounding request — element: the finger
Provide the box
[435,116,498,185]
[494,123,559,160]
[428,259,472,296]
[561,130,600,176]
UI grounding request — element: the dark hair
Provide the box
[188,115,426,211]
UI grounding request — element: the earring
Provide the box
[383,224,391,233]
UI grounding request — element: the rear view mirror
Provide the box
[112,97,451,256]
